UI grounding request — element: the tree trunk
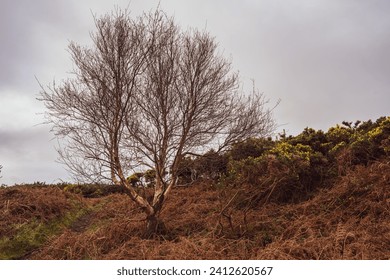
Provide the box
[145,179,177,238]
[145,214,166,238]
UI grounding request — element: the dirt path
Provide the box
[70,212,94,233]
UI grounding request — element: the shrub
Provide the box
[289,128,328,154]
[225,141,326,204]
[64,184,126,197]
[143,169,156,188]
[326,125,353,145]
[177,150,229,185]
[328,117,390,168]
[229,138,274,161]
[126,173,143,187]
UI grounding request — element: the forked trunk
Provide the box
[145,179,176,237]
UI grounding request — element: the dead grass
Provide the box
[0,186,81,238]
[256,161,390,259]
[0,186,88,259]
[3,160,389,259]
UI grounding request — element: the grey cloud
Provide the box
[0,126,67,185]
[215,0,390,134]
[0,0,87,91]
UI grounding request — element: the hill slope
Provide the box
[1,159,389,259]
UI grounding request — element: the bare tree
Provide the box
[39,9,276,236]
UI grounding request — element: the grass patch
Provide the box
[0,197,89,260]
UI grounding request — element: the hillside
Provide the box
[0,159,388,260]
[0,117,389,259]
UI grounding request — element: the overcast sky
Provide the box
[1,0,389,185]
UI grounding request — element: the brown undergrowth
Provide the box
[0,186,88,259]
[1,160,389,259]
[0,186,83,237]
